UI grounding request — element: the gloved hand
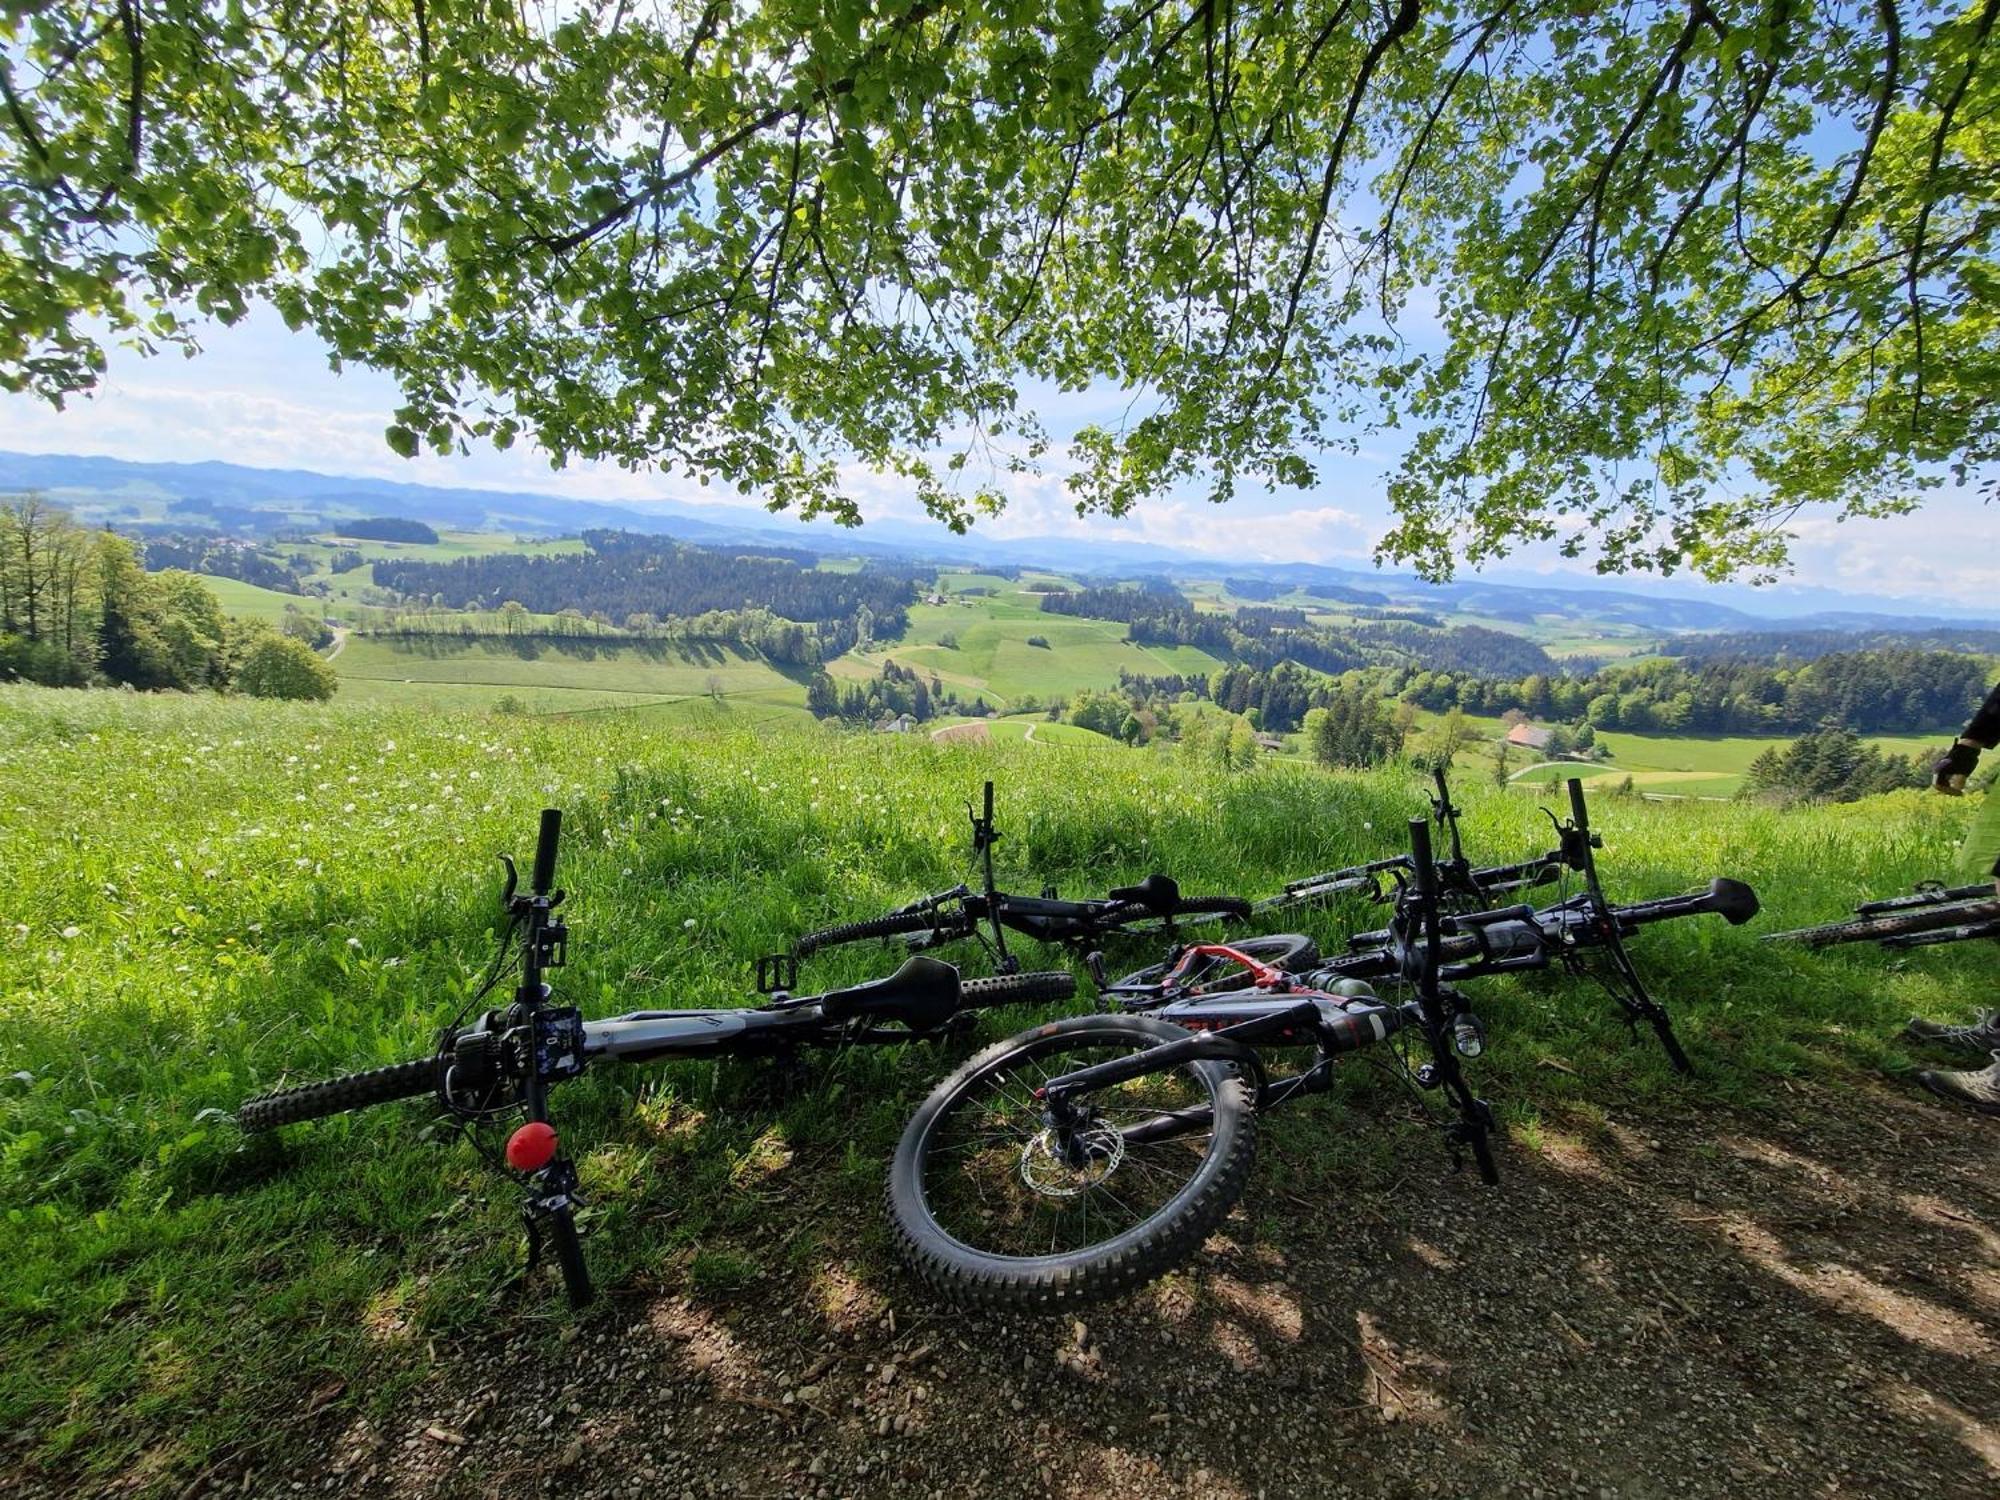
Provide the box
[1933,739,1981,794]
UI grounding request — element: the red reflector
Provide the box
[506,1121,559,1172]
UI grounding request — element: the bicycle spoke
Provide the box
[921,1032,1220,1261]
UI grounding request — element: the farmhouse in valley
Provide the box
[1505,722,1554,752]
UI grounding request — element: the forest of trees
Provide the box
[334,517,440,544]
[804,659,988,725]
[1661,628,2000,663]
[1045,584,1554,681]
[367,603,823,665]
[372,531,913,652]
[1303,684,1407,771]
[141,535,302,593]
[1398,650,1990,735]
[1739,730,1930,805]
[0,498,333,699]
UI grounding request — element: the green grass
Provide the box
[0,686,1990,1493]
[329,635,808,717]
[841,583,1224,708]
[198,576,326,623]
[1512,729,1958,796]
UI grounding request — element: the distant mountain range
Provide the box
[5,448,1994,636]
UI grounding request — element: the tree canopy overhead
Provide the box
[3,1,1993,579]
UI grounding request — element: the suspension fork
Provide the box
[970,780,1017,974]
[1406,817,1500,1185]
[511,857,594,1306]
[1560,778,1692,1075]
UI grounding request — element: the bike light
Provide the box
[506,1121,559,1172]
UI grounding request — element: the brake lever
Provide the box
[499,852,519,906]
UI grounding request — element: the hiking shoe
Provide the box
[1916,1051,2000,1118]
[1902,1009,2000,1057]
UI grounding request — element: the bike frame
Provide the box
[441,813,1071,1309]
[1268,780,1700,1073]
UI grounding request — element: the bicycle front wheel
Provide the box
[888,1013,1255,1310]
[237,1056,439,1132]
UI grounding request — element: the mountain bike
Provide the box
[237,810,1075,1308]
[793,781,1253,971]
[1113,781,1757,1069]
[1763,881,2000,951]
[886,810,1504,1308]
[1254,765,1570,914]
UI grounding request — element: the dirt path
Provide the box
[929,720,991,744]
[87,1078,2000,1500]
[323,624,351,661]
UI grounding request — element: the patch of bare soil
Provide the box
[46,1082,2000,1499]
[928,722,991,745]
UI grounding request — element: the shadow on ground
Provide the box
[119,1076,1999,1500]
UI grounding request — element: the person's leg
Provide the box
[1957,786,2000,887]
[1906,794,2000,1111]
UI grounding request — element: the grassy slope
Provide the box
[198,576,326,622]
[328,635,808,716]
[0,684,1990,1491]
[838,579,1224,708]
[1505,729,1952,797]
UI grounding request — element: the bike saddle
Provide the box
[1706,877,1762,926]
[1108,873,1181,911]
[815,955,964,1032]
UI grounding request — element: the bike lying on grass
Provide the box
[1114,780,1758,1075]
[237,810,1075,1308]
[1763,882,2000,951]
[886,780,1759,1308]
[793,780,1253,971]
[1253,765,1570,914]
[1144,764,1613,988]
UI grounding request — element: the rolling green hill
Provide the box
[329,635,811,716]
[835,577,1225,708]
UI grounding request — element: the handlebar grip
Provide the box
[1566,777,1590,830]
[531,808,562,896]
[1408,817,1436,896]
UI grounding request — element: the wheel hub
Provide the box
[1020,1122,1125,1197]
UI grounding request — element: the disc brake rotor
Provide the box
[1019,1122,1126,1198]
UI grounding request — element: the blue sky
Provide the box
[0,307,1993,611]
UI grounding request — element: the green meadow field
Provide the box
[835,576,1225,708]
[0,683,1990,1491]
[1503,729,1953,798]
[327,635,811,717]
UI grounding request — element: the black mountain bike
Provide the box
[885,812,1504,1308]
[237,810,1074,1307]
[1115,780,1757,1068]
[793,781,1253,971]
[1140,765,1596,989]
[1763,881,2000,950]
[1255,766,1570,914]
